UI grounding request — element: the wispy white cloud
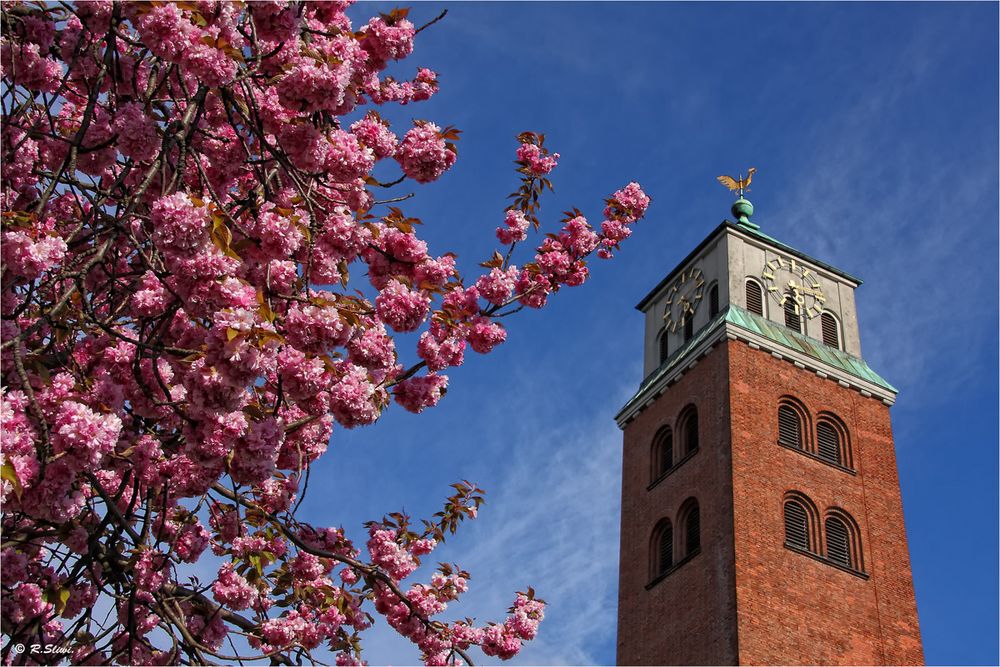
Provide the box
[455,413,624,665]
[356,361,640,666]
[764,28,997,403]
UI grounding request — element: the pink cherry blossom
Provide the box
[212,562,257,611]
[497,209,530,245]
[395,123,457,183]
[375,279,431,332]
[393,373,448,413]
[0,3,651,662]
[352,113,399,159]
[364,16,416,62]
[516,142,559,176]
[113,102,160,162]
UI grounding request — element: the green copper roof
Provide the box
[726,305,896,392]
[621,305,896,419]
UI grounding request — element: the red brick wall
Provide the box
[617,341,739,665]
[727,341,923,665]
[616,339,923,666]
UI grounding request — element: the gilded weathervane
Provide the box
[716,167,757,198]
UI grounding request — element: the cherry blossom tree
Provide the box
[0,2,650,664]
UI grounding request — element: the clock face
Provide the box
[663,266,705,332]
[761,256,827,319]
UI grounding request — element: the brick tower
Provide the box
[615,196,923,665]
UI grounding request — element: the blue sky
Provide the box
[297,3,998,664]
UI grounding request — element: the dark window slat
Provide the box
[686,506,700,554]
[778,405,803,449]
[784,501,810,551]
[682,409,699,455]
[656,428,673,476]
[746,280,764,316]
[817,421,841,464]
[826,517,852,567]
[783,290,801,332]
[659,523,673,574]
[821,313,840,349]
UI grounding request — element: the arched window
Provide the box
[824,510,863,571]
[745,279,764,316]
[683,315,693,342]
[651,519,673,578]
[679,499,701,556]
[777,399,807,450]
[677,405,698,455]
[816,415,850,468]
[783,492,819,553]
[825,516,851,567]
[709,283,720,318]
[821,312,840,349]
[658,328,669,365]
[651,426,673,481]
[783,291,802,332]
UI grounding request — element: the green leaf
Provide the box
[58,588,71,616]
[1,461,22,499]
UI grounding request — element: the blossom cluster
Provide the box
[0,1,649,664]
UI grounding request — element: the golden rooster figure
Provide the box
[717,167,757,197]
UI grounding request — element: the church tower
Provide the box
[615,196,923,665]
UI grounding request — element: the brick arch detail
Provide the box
[824,506,865,572]
[783,490,821,553]
[777,394,813,451]
[816,410,853,469]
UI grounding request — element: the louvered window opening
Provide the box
[821,313,840,349]
[658,524,673,574]
[683,316,693,342]
[709,284,720,318]
[658,329,669,365]
[825,517,852,568]
[777,405,802,449]
[746,281,764,316]
[783,291,801,332]
[784,501,810,551]
[685,507,701,554]
[683,413,699,455]
[657,429,673,476]
[817,422,841,464]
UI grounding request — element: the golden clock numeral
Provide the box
[762,270,774,281]
[779,294,787,306]
[767,259,779,271]
[696,277,705,287]
[806,306,819,319]
[793,303,801,315]
[801,269,812,279]
[790,259,798,272]
[811,281,821,289]
[767,286,778,293]
[669,321,677,333]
